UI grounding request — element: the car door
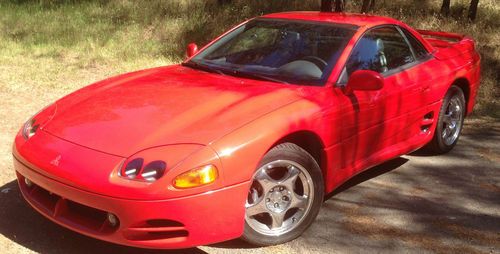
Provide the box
[336,26,428,172]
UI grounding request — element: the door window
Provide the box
[400,28,429,60]
[341,26,416,82]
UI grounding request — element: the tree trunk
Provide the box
[361,0,375,12]
[321,0,333,12]
[468,0,479,21]
[440,0,451,15]
[369,0,375,10]
[334,0,345,12]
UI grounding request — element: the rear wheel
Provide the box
[427,85,465,154]
[242,143,324,246]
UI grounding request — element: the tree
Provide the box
[468,0,479,21]
[321,0,345,12]
[441,0,451,15]
[334,0,346,12]
[321,0,333,12]
[361,0,376,13]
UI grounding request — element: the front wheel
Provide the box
[426,85,466,154]
[242,143,324,246]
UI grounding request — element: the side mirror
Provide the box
[186,43,199,58]
[345,70,384,92]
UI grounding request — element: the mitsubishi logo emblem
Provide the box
[50,155,61,166]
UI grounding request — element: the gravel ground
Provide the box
[0,86,498,253]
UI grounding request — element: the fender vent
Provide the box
[421,111,435,133]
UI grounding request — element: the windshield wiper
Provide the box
[233,70,289,84]
[183,61,289,84]
[182,61,226,76]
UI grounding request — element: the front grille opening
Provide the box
[30,185,60,214]
[17,172,118,236]
[146,219,184,228]
[67,201,108,222]
[61,200,112,232]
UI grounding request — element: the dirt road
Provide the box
[0,87,498,253]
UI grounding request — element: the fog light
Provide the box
[24,178,33,187]
[107,213,118,227]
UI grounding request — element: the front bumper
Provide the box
[14,157,249,249]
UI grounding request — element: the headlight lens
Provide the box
[173,165,218,189]
[21,103,56,140]
[120,158,144,179]
[119,158,166,182]
[141,160,167,182]
[22,118,40,140]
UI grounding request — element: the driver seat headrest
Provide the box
[375,38,385,53]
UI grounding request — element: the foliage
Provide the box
[0,0,497,117]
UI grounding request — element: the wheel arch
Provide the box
[271,130,327,182]
[451,77,471,114]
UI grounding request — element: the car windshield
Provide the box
[185,19,357,86]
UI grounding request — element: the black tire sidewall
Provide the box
[431,86,466,153]
[242,143,324,246]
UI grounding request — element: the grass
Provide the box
[0,0,498,117]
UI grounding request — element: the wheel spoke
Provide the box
[269,211,285,229]
[255,169,277,193]
[246,200,267,217]
[281,165,300,190]
[443,113,452,125]
[448,121,456,130]
[290,193,308,210]
[442,128,449,139]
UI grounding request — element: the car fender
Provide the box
[209,97,334,188]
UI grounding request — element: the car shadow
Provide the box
[0,180,207,254]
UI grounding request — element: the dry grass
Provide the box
[0,0,498,118]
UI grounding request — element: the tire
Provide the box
[242,143,324,246]
[426,85,466,154]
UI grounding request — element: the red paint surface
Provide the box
[13,12,480,249]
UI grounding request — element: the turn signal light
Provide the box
[173,165,218,189]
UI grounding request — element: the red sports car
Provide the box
[13,11,480,249]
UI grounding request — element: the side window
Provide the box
[345,26,415,76]
[401,28,429,60]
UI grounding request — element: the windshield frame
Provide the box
[183,18,359,86]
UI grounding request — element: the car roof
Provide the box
[261,11,401,28]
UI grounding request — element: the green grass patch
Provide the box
[0,0,498,117]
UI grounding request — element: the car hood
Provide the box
[43,65,305,157]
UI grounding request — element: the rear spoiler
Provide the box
[417,29,476,60]
[417,29,465,42]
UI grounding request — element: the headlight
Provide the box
[22,117,39,140]
[22,103,56,140]
[173,165,218,189]
[119,158,166,182]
